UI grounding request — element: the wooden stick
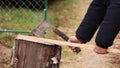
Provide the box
[16,35,89,48]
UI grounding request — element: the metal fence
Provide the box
[0,0,46,33]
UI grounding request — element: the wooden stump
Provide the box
[15,35,62,68]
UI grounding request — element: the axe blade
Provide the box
[32,20,50,37]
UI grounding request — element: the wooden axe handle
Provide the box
[53,28,69,41]
[53,28,81,53]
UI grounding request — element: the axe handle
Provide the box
[53,28,81,53]
[53,28,69,41]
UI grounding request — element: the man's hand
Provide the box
[68,36,82,52]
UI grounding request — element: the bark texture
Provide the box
[15,39,62,68]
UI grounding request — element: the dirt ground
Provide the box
[59,0,120,68]
[0,0,120,68]
[60,37,120,68]
[0,43,11,68]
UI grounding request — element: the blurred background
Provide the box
[1,0,120,68]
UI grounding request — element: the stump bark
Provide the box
[15,35,62,68]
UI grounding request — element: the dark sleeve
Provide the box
[76,0,107,43]
[95,0,120,49]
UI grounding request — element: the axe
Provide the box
[32,20,81,53]
[32,0,81,53]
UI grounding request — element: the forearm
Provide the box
[76,0,107,43]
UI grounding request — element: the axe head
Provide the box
[32,20,52,37]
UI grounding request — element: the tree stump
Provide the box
[15,35,62,68]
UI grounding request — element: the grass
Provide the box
[0,7,44,47]
[0,0,77,30]
[0,7,43,30]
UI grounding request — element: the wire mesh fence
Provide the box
[0,0,45,32]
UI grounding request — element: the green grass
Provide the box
[62,50,75,58]
[0,7,44,30]
[0,7,45,47]
[0,33,14,47]
[47,0,78,27]
[0,0,76,30]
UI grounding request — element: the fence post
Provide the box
[15,35,62,68]
[44,0,48,20]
